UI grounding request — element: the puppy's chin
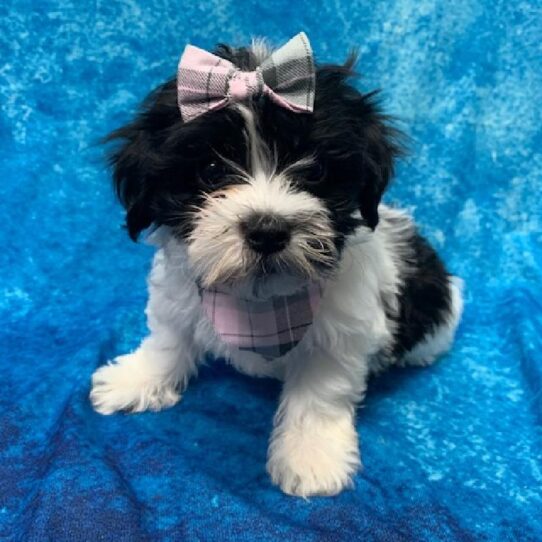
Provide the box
[221,270,315,301]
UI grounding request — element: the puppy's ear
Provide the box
[352,92,405,230]
[104,79,180,240]
[354,92,404,230]
[315,59,405,230]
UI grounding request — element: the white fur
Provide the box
[250,38,272,64]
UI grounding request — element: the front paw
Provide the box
[267,414,361,497]
[90,351,180,415]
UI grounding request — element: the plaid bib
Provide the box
[200,283,323,360]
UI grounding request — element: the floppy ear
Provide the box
[353,91,404,230]
[105,79,180,240]
[314,59,405,231]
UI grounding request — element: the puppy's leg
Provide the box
[401,276,463,367]
[90,253,200,415]
[267,350,367,497]
[90,330,197,415]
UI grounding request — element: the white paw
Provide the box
[267,414,360,497]
[90,351,181,415]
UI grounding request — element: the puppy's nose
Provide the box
[242,213,291,255]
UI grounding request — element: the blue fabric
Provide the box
[1,1,541,540]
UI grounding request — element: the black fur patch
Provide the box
[392,231,452,356]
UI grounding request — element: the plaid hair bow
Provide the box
[177,32,315,122]
[200,282,323,360]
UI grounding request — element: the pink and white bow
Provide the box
[177,32,315,122]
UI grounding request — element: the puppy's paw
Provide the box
[90,351,180,415]
[267,414,360,497]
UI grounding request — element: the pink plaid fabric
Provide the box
[177,32,315,122]
[200,283,323,360]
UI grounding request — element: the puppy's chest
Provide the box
[198,283,323,361]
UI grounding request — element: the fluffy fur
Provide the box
[90,39,463,497]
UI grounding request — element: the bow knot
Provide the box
[177,33,315,122]
[228,69,264,102]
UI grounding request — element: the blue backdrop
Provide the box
[1,1,541,541]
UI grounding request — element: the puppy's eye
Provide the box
[199,161,229,186]
[304,162,325,185]
[313,162,325,179]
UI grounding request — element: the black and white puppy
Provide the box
[90,38,463,497]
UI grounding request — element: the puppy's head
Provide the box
[107,41,403,291]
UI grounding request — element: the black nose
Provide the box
[242,213,291,255]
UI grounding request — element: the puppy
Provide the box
[90,33,463,497]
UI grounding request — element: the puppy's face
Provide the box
[108,44,402,291]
